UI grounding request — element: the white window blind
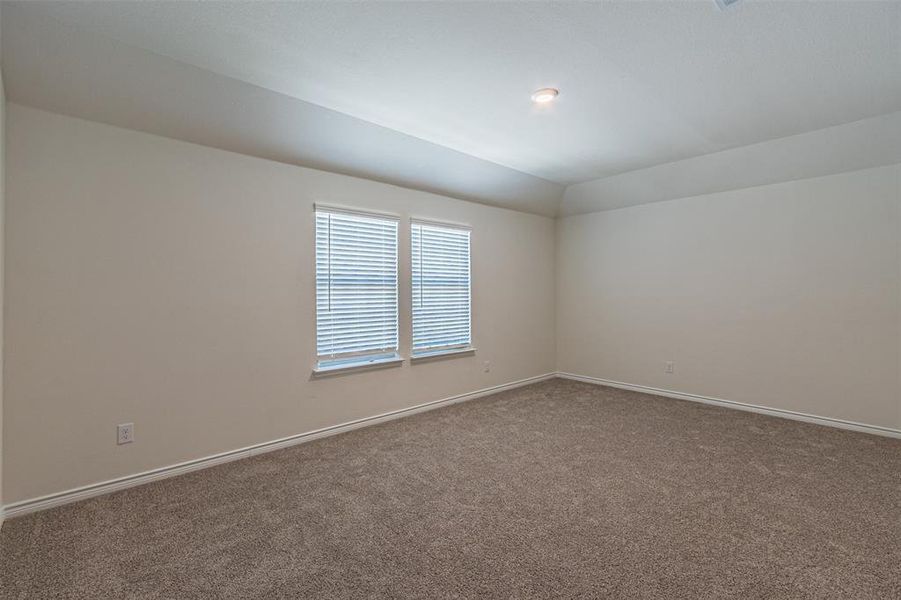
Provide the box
[411,221,472,355]
[315,208,399,365]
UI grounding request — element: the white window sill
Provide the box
[312,354,403,378]
[410,346,477,364]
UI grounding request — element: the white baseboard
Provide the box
[2,373,555,520]
[557,372,901,439]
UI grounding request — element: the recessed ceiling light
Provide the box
[531,88,559,104]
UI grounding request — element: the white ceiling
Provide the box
[3,1,900,216]
[562,111,901,215]
[1,3,564,216]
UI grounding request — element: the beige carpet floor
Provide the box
[1,379,899,599]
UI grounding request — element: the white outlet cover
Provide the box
[117,423,134,445]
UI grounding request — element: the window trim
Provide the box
[409,218,473,359]
[313,203,401,222]
[409,346,476,364]
[312,353,404,378]
[408,217,472,231]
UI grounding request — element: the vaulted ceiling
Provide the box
[3,1,900,216]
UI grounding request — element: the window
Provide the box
[315,208,399,371]
[411,221,472,357]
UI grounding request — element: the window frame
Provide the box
[312,204,402,376]
[410,218,474,361]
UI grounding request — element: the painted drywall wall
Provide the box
[3,104,556,504]
[0,12,6,527]
[557,164,901,430]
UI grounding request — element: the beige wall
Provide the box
[3,104,556,504]
[557,164,901,430]
[0,20,6,526]
[5,101,900,509]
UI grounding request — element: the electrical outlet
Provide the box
[664,361,674,374]
[117,423,134,445]
[483,360,491,373]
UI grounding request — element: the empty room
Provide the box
[0,0,899,598]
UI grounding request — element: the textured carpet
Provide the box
[1,379,899,599]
